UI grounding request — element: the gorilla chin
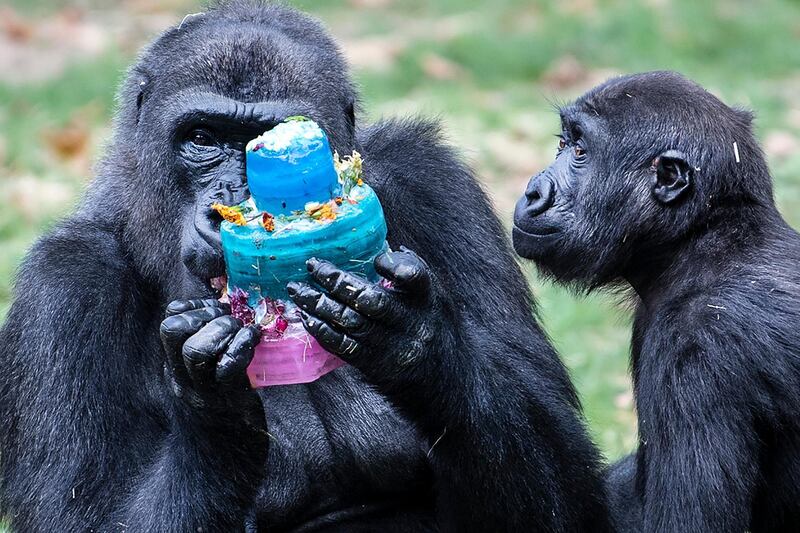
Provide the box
[512,220,625,291]
[511,224,562,259]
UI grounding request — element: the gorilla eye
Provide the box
[574,146,586,157]
[557,137,567,151]
[187,128,217,147]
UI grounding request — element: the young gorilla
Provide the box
[513,70,800,532]
[0,2,610,531]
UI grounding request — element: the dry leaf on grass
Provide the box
[541,55,587,90]
[0,6,34,42]
[42,121,91,162]
[0,7,109,84]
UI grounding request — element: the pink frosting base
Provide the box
[246,330,345,387]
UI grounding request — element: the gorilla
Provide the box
[513,71,800,532]
[0,2,609,531]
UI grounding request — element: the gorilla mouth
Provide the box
[512,224,561,238]
[209,274,228,299]
[180,204,229,299]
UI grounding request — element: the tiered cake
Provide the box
[215,118,388,387]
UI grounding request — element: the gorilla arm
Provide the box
[0,221,266,532]
[289,119,609,531]
[635,311,760,532]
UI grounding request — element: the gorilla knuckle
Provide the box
[237,325,261,346]
[160,315,188,338]
[315,293,338,315]
[363,288,394,318]
[213,315,242,331]
[303,314,323,334]
[338,307,365,330]
[165,300,189,316]
[182,340,215,363]
[337,335,360,356]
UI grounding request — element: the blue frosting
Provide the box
[222,119,388,305]
[246,120,342,215]
[221,187,388,304]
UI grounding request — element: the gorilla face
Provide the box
[512,106,655,289]
[510,72,750,290]
[151,91,332,300]
[111,7,358,303]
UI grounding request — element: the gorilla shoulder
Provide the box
[358,118,473,192]
[15,218,133,304]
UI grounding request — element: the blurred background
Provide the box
[1,0,800,463]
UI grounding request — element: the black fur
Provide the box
[514,71,800,532]
[0,2,609,531]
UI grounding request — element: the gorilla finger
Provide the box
[286,281,326,311]
[216,326,261,385]
[165,298,229,317]
[287,282,368,331]
[352,285,403,322]
[337,306,371,333]
[182,316,242,388]
[374,250,431,294]
[160,306,229,354]
[306,258,371,304]
[299,311,363,358]
[182,315,243,362]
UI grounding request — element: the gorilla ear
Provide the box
[652,150,693,205]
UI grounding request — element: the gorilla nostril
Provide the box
[525,176,555,217]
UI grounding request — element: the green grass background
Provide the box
[1,1,800,527]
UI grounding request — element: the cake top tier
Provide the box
[245,119,342,215]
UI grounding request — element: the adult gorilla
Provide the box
[0,2,608,531]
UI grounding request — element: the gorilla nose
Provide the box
[523,174,555,216]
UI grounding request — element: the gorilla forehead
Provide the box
[560,71,758,173]
[574,71,726,120]
[568,72,752,144]
[136,1,353,103]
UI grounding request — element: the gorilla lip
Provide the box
[210,275,228,299]
[512,224,561,238]
[512,226,561,258]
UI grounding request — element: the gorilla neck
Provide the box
[624,202,777,305]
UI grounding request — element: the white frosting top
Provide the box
[246,119,324,153]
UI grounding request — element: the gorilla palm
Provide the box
[0,2,608,531]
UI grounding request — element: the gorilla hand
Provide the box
[287,248,446,385]
[159,299,262,416]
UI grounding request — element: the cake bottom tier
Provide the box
[221,185,389,305]
[247,330,345,387]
